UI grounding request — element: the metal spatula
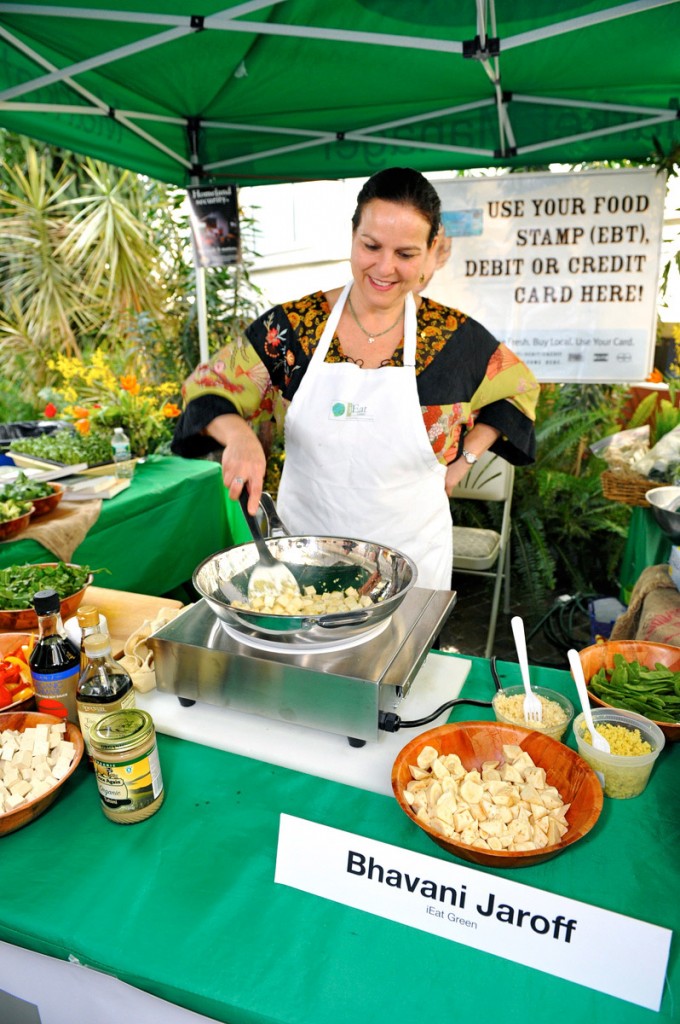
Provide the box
[238,489,301,603]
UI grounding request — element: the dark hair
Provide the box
[352,167,441,246]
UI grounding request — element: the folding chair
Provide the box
[451,451,515,659]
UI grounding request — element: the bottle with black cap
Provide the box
[29,588,81,723]
[77,630,136,761]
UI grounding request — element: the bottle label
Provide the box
[31,666,80,722]
[78,690,137,755]
[93,744,163,813]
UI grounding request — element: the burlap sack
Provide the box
[610,564,680,646]
[9,500,102,563]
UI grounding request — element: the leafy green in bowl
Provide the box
[0,562,99,630]
[0,472,55,503]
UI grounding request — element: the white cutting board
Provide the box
[137,652,471,797]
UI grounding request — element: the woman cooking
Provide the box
[172,167,540,591]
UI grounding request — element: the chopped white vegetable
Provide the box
[0,724,75,814]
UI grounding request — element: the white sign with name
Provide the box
[275,814,672,1012]
[428,169,666,384]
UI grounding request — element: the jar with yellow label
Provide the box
[89,709,164,824]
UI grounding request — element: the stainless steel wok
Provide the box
[192,496,417,644]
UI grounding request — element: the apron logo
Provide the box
[330,401,371,420]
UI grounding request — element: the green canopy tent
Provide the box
[0,0,678,187]
[1,0,678,360]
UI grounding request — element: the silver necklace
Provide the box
[347,291,404,344]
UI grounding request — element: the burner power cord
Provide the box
[378,657,503,733]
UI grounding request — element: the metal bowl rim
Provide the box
[192,534,418,625]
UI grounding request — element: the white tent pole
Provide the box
[513,93,675,116]
[0,24,192,169]
[188,123,209,365]
[0,0,285,25]
[342,133,494,157]
[0,22,109,109]
[0,26,192,102]
[0,3,465,55]
[206,131,495,172]
[517,112,674,154]
[205,135,335,171]
[195,261,209,365]
[503,0,678,50]
[347,97,496,134]
[206,16,464,52]
[115,112,192,168]
[205,97,497,170]
[203,119,332,138]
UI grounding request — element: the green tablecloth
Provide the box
[0,656,676,1023]
[0,456,233,595]
[619,507,672,603]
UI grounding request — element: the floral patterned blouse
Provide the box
[172,292,540,466]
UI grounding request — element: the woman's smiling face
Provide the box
[350,198,433,312]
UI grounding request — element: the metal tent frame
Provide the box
[1,1,678,359]
[1,1,677,185]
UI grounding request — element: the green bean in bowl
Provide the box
[579,641,680,743]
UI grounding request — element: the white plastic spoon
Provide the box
[567,648,611,753]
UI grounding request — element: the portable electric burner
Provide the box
[148,586,456,744]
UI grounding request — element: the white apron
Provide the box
[277,282,453,590]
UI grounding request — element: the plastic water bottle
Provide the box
[111,427,133,478]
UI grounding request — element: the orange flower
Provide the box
[162,403,181,418]
[646,368,663,383]
[72,405,91,418]
[74,418,91,435]
[120,374,140,396]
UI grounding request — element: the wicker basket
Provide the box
[601,469,666,507]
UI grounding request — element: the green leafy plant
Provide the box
[0,137,265,401]
[9,429,113,466]
[452,384,633,610]
[39,352,181,457]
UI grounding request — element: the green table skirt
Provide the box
[0,656,676,1023]
[619,506,672,603]
[0,456,240,595]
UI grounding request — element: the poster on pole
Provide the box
[428,169,666,383]
[187,184,239,267]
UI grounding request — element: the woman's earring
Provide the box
[419,273,425,284]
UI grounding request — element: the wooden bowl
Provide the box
[0,632,35,712]
[29,482,64,519]
[579,640,680,743]
[0,564,93,631]
[0,711,84,836]
[0,508,33,541]
[392,721,603,868]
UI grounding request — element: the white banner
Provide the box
[275,815,672,1011]
[429,169,666,383]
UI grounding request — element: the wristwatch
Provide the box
[461,448,478,465]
